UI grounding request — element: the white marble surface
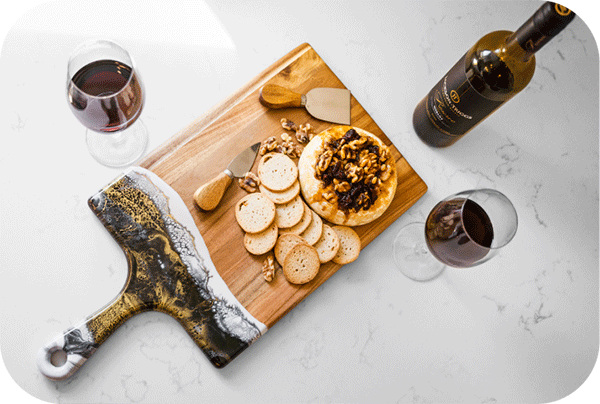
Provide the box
[1,1,598,403]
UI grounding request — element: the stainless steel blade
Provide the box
[226,142,261,178]
[304,87,351,125]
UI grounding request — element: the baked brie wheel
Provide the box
[298,126,397,226]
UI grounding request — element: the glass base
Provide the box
[392,222,445,281]
[86,120,148,168]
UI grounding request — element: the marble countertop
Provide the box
[1,1,598,403]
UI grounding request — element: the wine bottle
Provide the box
[413,2,576,147]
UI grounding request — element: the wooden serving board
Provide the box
[139,43,427,329]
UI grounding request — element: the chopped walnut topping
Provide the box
[238,172,260,192]
[379,147,389,162]
[280,118,298,132]
[347,137,368,150]
[356,192,371,209]
[262,254,275,282]
[316,150,333,173]
[379,164,392,182]
[322,190,336,203]
[315,128,391,213]
[333,179,351,193]
[346,164,363,183]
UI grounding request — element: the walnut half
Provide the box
[262,254,276,282]
[238,172,260,192]
[296,123,314,144]
[280,118,298,132]
[259,136,279,155]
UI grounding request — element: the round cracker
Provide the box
[282,243,320,284]
[235,193,276,233]
[279,201,312,235]
[332,226,361,264]
[258,153,298,191]
[274,233,307,266]
[275,194,304,228]
[313,224,340,264]
[299,210,323,245]
[244,221,278,255]
[259,180,300,204]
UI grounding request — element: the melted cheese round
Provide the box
[298,126,397,226]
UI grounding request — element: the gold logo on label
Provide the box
[450,90,460,103]
[555,4,571,16]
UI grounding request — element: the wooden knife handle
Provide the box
[194,171,233,211]
[259,84,304,109]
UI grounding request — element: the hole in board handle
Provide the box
[50,349,68,367]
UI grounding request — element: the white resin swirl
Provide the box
[130,167,267,342]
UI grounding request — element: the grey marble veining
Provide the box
[1,1,598,403]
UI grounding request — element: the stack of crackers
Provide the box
[235,152,361,285]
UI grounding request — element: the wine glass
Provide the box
[66,39,148,167]
[393,189,518,281]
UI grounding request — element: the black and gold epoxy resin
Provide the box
[37,168,265,380]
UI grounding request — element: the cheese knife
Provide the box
[259,84,351,125]
[193,142,261,211]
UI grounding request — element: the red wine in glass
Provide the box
[393,189,517,281]
[425,198,494,267]
[68,59,143,133]
[66,40,148,167]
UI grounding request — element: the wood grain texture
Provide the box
[139,43,427,329]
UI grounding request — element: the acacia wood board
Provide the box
[139,42,427,329]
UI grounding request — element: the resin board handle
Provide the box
[37,168,265,380]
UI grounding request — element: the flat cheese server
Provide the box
[193,141,261,211]
[259,84,351,125]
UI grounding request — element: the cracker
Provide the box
[332,226,361,264]
[275,194,304,229]
[258,153,298,191]
[244,221,278,255]
[259,180,300,204]
[279,201,312,235]
[235,193,276,233]
[299,210,323,245]
[274,233,307,266]
[313,224,340,264]
[282,243,320,284]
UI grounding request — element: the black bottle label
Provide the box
[423,54,505,137]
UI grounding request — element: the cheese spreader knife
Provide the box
[259,84,351,125]
[193,141,261,211]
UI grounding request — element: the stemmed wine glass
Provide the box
[66,39,148,167]
[393,189,518,281]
